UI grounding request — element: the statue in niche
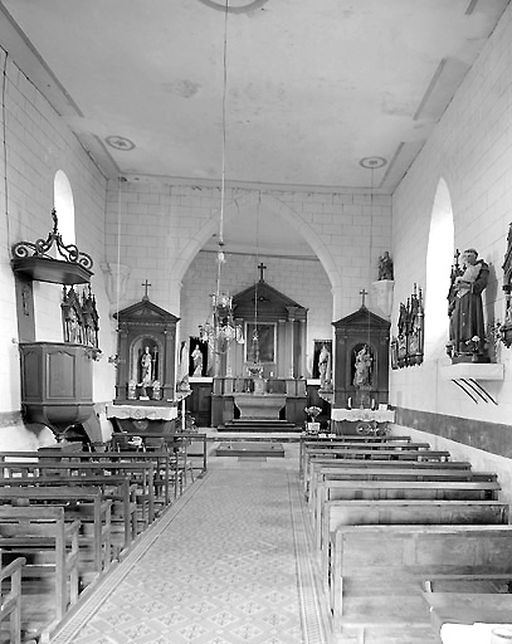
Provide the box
[191,344,203,377]
[353,344,373,388]
[378,251,394,281]
[140,346,153,385]
[176,340,191,392]
[447,248,489,361]
[318,343,332,390]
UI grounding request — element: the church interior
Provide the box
[1,0,512,642]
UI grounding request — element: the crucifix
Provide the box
[141,279,152,300]
[359,288,368,308]
[258,262,267,282]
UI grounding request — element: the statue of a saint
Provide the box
[318,343,332,390]
[140,346,153,386]
[447,248,489,358]
[191,344,203,377]
[378,251,394,281]
[353,345,372,388]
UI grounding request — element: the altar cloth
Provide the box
[105,403,177,421]
[331,407,395,423]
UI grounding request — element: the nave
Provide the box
[50,445,329,644]
[3,429,512,644]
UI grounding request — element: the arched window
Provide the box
[53,170,75,246]
[424,178,454,358]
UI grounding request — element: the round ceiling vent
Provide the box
[196,0,269,13]
[359,156,387,169]
[105,135,136,151]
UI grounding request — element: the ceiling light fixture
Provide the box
[198,0,244,355]
[197,0,269,14]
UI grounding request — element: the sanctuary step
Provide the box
[219,419,300,432]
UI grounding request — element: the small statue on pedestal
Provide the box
[378,251,394,281]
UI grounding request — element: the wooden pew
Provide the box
[0,487,112,576]
[307,464,498,509]
[0,553,26,644]
[0,475,137,552]
[319,498,510,569]
[423,592,512,641]
[327,524,512,643]
[0,460,157,527]
[38,450,174,506]
[299,434,413,476]
[0,506,79,627]
[303,457,473,498]
[313,478,501,542]
[110,431,209,480]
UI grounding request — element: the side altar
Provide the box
[108,290,187,433]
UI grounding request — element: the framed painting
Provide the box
[245,323,276,362]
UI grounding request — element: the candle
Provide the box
[371,399,376,410]
[347,397,352,409]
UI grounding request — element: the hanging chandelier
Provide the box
[198,0,244,356]
[198,290,244,354]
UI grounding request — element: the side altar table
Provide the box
[106,403,178,433]
[331,407,395,435]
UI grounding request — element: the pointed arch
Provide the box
[424,177,455,359]
[172,192,341,290]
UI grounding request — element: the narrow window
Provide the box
[53,170,75,246]
[425,178,454,358]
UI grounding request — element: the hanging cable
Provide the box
[1,50,10,251]
[215,0,229,305]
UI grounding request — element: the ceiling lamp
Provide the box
[197,0,269,14]
[198,0,244,355]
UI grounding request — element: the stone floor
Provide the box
[52,441,329,644]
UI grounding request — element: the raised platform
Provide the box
[220,419,300,432]
[215,441,285,457]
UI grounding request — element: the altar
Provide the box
[331,407,395,435]
[106,403,178,433]
[233,393,286,420]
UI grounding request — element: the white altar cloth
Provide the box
[106,404,177,421]
[331,408,395,423]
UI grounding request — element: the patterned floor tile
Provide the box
[55,459,328,644]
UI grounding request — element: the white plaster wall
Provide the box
[390,4,512,424]
[392,425,512,506]
[104,182,393,323]
[0,50,113,448]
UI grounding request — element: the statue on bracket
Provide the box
[446,248,489,363]
[390,283,424,369]
[500,223,512,348]
[378,251,394,281]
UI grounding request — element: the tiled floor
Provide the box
[53,442,328,644]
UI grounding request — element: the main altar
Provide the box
[209,268,308,428]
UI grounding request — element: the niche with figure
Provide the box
[189,337,208,377]
[333,304,390,409]
[113,297,179,404]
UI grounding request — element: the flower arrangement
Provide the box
[304,406,322,421]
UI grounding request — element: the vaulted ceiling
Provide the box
[1,0,509,196]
